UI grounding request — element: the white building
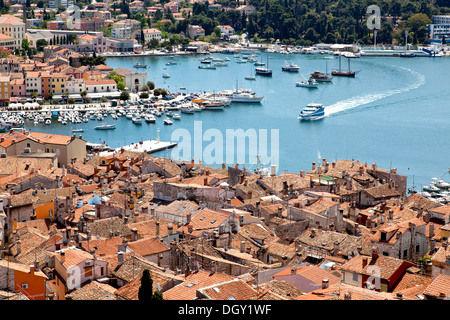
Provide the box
[65,77,86,94]
[0,14,26,50]
[111,26,132,40]
[114,67,147,93]
[85,79,117,94]
[143,28,162,43]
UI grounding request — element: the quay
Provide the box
[113,138,177,154]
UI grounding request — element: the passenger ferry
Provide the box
[298,103,325,121]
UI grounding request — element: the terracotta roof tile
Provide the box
[423,274,450,298]
[197,279,257,300]
[163,270,236,300]
[127,237,170,256]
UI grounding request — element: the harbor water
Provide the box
[25,52,450,190]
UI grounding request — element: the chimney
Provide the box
[150,206,155,215]
[155,221,160,236]
[388,209,394,220]
[359,166,364,174]
[118,252,124,266]
[131,228,138,241]
[16,240,21,254]
[310,230,316,238]
[371,246,379,260]
[168,223,173,236]
[312,162,316,170]
[29,265,35,275]
[322,279,329,289]
[396,292,403,300]
[60,251,65,264]
[344,292,352,300]
[362,257,368,268]
[222,163,226,170]
[278,206,283,217]
[240,241,246,253]
[372,162,376,170]
[300,170,305,177]
[290,266,296,275]
[204,177,208,186]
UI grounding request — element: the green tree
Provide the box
[80,90,87,103]
[120,90,130,101]
[140,92,149,99]
[147,81,155,90]
[138,269,163,301]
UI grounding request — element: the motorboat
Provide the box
[45,119,51,125]
[164,118,173,125]
[296,78,318,88]
[423,184,442,193]
[214,62,229,66]
[145,114,156,123]
[282,64,300,72]
[134,63,147,68]
[245,75,256,80]
[298,103,325,121]
[132,116,142,124]
[181,105,195,113]
[72,128,84,132]
[199,65,216,69]
[162,73,170,78]
[173,113,181,120]
[95,123,116,130]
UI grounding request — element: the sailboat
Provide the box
[310,62,332,82]
[245,64,256,80]
[331,54,356,77]
[255,56,272,76]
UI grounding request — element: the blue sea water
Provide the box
[26,52,450,190]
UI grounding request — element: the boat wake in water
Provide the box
[324,67,425,117]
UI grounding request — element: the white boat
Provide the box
[162,73,170,78]
[218,88,263,103]
[144,114,156,123]
[164,118,173,125]
[298,103,325,121]
[173,113,181,120]
[282,63,300,72]
[423,184,441,193]
[296,78,318,88]
[214,62,229,66]
[132,116,142,124]
[45,119,51,125]
[198,65,216,69]
[72,128,84,132]
[245,75,256,80]
[134,63,147,68]
[181,106,194,113]
[95,123,116,130]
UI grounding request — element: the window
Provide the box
[352,273,358,281]
[382,251,389,256]
[403,249,408,258]
[416,245,420,253]
[26,143,30,148]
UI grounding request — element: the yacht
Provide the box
[282,64,300,72]
[95,123,116,130]
[218,89,263,103]
[298,103,325,121]
[181,105,195,113]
